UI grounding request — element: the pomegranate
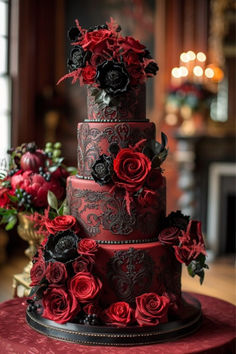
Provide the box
[20,142,45,172]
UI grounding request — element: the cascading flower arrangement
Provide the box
[0,141,75,230]
[58,18,159,103]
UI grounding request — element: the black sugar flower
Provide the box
[68,26,82,41]
[44,230,79,263]
[144,62,159,76]
[67,46,88,71]
[95,61,130,96]
[91,154,113,185]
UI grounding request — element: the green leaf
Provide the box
[8,194,18,203]
[47,190,58,210]
[5,215,17,230]
[28,285,41,297]
[57,199,67,216]
[66,166,77,175]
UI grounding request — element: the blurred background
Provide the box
[0,0,235,303]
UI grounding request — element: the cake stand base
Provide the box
[26,293,202,346]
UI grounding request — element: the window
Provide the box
[0,0,10,163]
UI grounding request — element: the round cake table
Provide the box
[0,293,235,354]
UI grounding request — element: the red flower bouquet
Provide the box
[0,141,75,230]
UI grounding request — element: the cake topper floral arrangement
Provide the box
[58,18,159,103]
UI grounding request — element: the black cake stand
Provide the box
[26,292,202,346]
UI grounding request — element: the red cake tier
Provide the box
[77,121,155,178]
[94,241,182,306]
[87,85,146,122]
[67,176,166,241]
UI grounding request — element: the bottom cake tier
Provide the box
[93,241,182,306]
[26,293,202,346]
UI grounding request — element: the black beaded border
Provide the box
[96,238,159,245]
[84,119,149,123]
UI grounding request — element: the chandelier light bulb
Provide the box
[197,52,206,62]
[193,66,203,77]
[180,52,189,63]
[205,67,214,78]
[171,67,181,78]
[179,66,189,77]
[187,51,196,61]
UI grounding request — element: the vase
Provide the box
[17,212,45,274]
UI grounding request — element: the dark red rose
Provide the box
[113,148,151,192]
[81,65,96,84]
[72,255,94,273]
[42,287,79,324]
[83,303,101,316]
[138,188,158,208]
[77,238,98,255]
[146,168,164,189]
[127,65,145,86]
[45,215,78,234]
[173,220,206,265]
[69,272,102,303]
[122,50,140,66]
[30,258,46,286]
[158,227,181,246]
[102,302,134,327]
[135,293,170,326]
[51,166,69,180]
[45,262,68,284]
[119,36,145,54]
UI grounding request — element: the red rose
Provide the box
[51,166,69,179]
[0,187,14,208]
[30,258,46,286]
[113,148,151,192]
[72,255,94,273]
[82,30,111,51]
[138,188,158,208]
[102,302,134,327]
[158,227,181,246]
[81,65,96,84]
[69,272,102,303]
[173,220,206,265]
[77,238,98,255]
[135,293,170,326]
[42,287,79,324]
[119,36,145,54]
[83,303,101,316]
[146,168,164,189]
[45,262,68,284]
[45,215,78,234]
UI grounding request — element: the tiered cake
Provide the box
[26,19,207,346]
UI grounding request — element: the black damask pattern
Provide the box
[67,181,136,236]
[107,248,154,303]
[77,123,154,177]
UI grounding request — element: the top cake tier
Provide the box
[86,85,146,122]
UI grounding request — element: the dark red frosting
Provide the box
[67,176,166,242]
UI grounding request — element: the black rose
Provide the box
[164,210,190,231]
[68,26,82,41]
[87,24,108,32]
[96,61,130,96]
[44,230,79,263]
[144,62,159,75]
[139,49,152,61]
[67,46,89,71]
[91,154,113,185]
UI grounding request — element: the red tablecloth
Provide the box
[0,293,235,354]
